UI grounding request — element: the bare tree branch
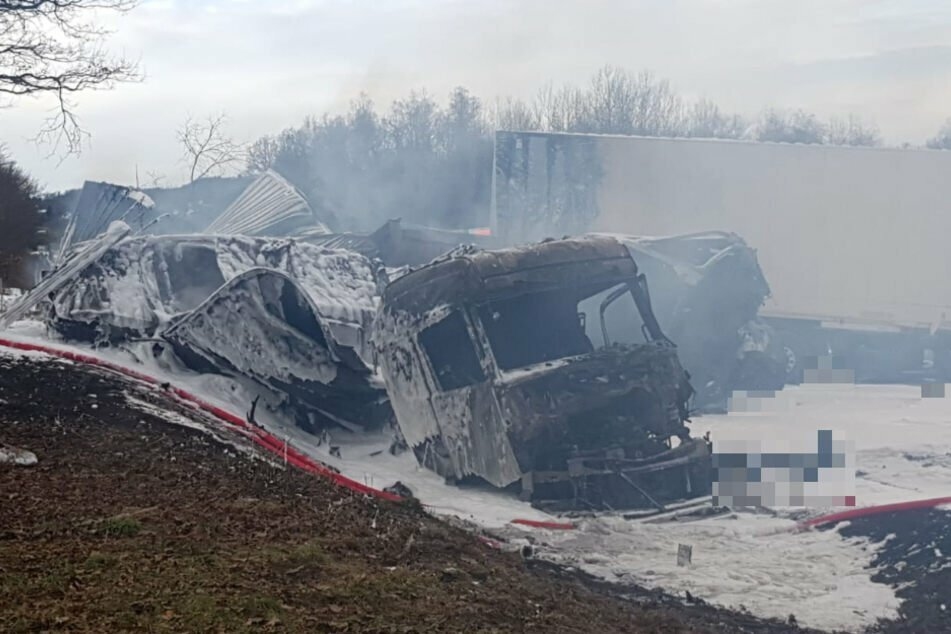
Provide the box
[177,113,246,182]
[144,169,165,188]
[0,0,140,155]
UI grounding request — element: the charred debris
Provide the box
[3,174,781,511]
[374,236,710,511]
[6,175,390,434]
[613,232,788,411]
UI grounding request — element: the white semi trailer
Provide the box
[491,131,951,383]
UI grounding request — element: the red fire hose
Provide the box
[0,336,401,500]
[798,496,951,529]
[13,333,948,536]
[0,337,584,532]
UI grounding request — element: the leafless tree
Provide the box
[0,0,140,154]
[686,99,746,139]
[144,169,166,188]
[627,70,685,136]
[532,83,587,132]
[494,96,539,131]
[586,66,637,134]
[442,87,487,150]
[523,68,687,137]
[926,118,951,150]
[178,113,246,182]
[383,91,440,153]
[827,114,881,147]
[531,83,561,130]
[246,135,280,174]
[753,108,826,144]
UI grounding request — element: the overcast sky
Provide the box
[2,0,950,191]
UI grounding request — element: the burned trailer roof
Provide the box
[204,170,331,237]
[382,236,639,315]
[56,181,157,262]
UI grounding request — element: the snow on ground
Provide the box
[553,383,951,631]
[0,322,554,529]
[510,514,900,632]
[702,385,951,507]
[3,321,951,631]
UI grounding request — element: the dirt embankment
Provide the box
[0,355,817,633]
[835,510,951,634]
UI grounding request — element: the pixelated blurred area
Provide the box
[801,355,855,384]
[712,430,855,508]
[921,381,947,398]
[727,389,795,412]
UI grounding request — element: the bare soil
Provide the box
[835,510,951,633]
[0,354,823,633]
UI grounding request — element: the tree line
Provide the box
[246,89,492,230]
[493,67,882,146]
[244,65,901,231]
[0,151,43,288]
[7,42,951,285]
[5,2,951,289]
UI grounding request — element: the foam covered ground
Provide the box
[4,322,950,631]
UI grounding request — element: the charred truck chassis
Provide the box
[374,236,712,511]
[612,232,788,412]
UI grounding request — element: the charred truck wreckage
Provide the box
[1,174,750,512]
[44,234,391,433]
[613,232,789,412]
[374,236,712,511]
[4,176,391,434]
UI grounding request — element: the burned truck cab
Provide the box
[373,236,711,511]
